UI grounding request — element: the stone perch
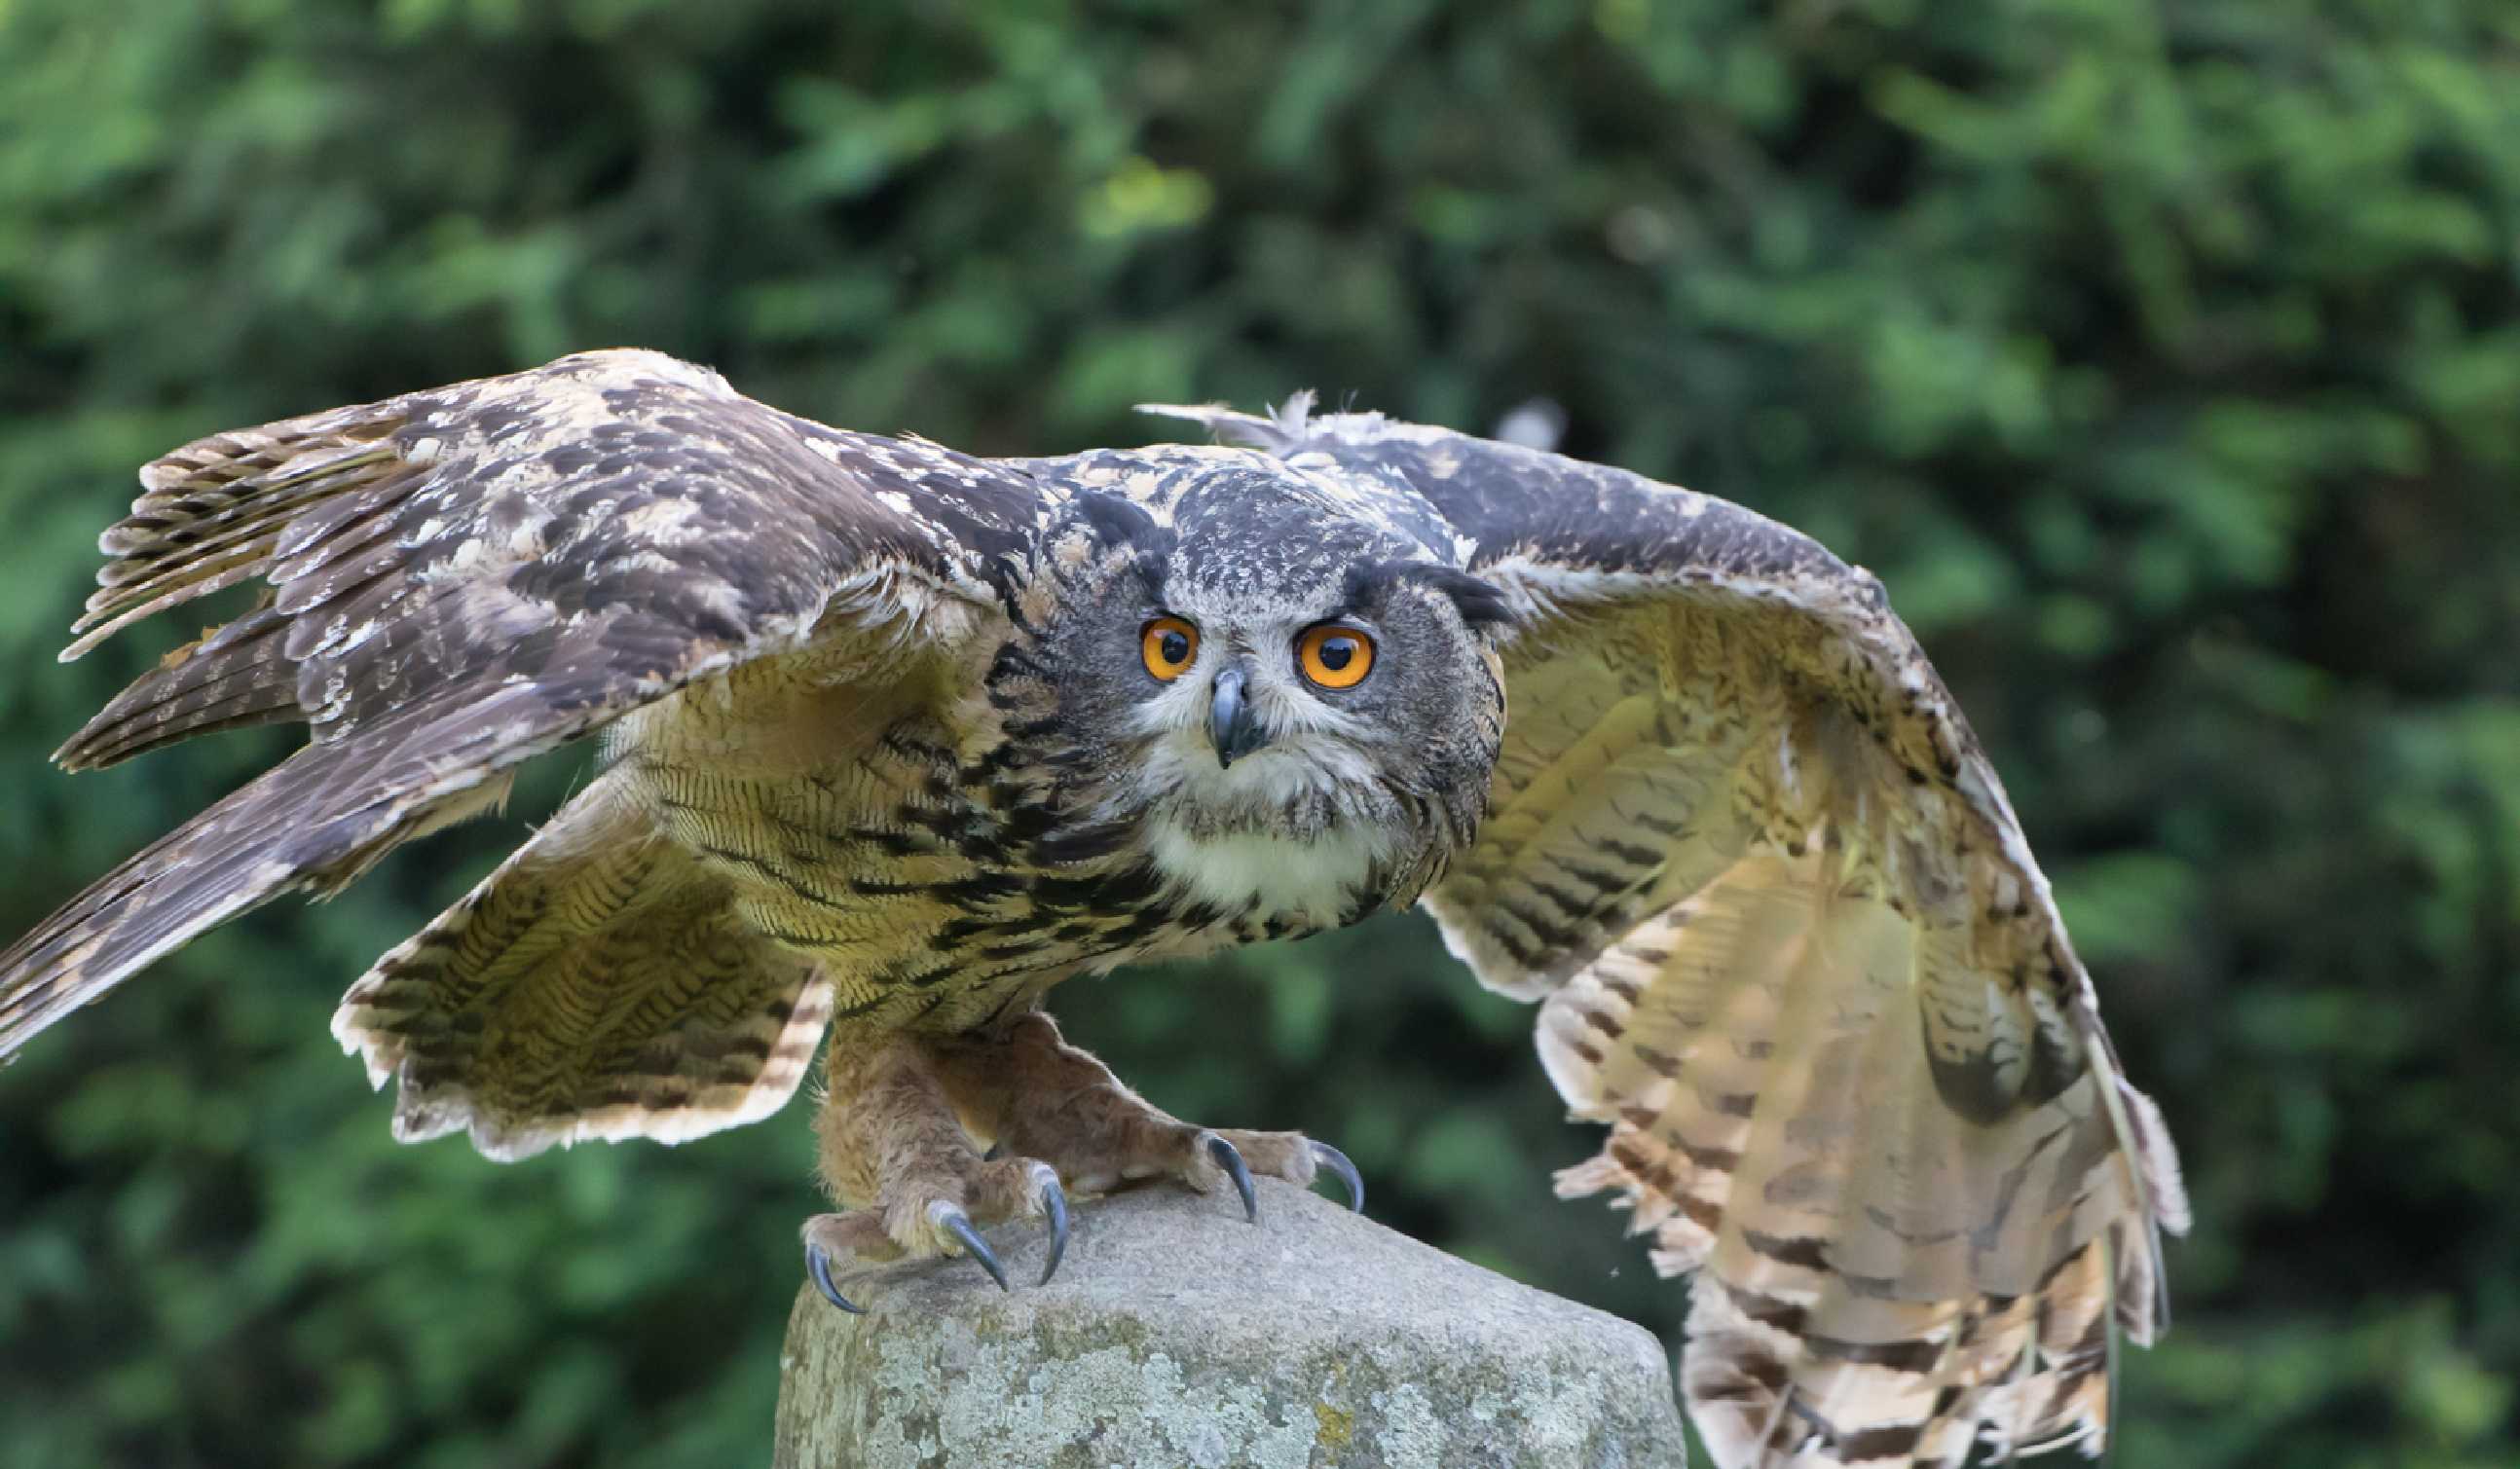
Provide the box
[773,1179,1686,1468]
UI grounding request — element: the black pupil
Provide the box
[1159,630,1190,665]
[1317,637,1354,671]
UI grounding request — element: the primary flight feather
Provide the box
[2,350,2185,1467]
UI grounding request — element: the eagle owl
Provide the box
[0,350,2187,1467]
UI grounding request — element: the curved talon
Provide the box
[1204,1133,1258,1224]
[1310,1140,1366,1213]
[939,1208,1010,1293]
[806,1244,863,1314]
[1039,1174,1070,1286]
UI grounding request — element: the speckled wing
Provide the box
[1155,402,2188,1469]
[0,349,1045,1069]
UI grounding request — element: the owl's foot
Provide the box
[805,1014,1365,1311]
[806,1032,1075,1311]
[946,1011,1366,1221]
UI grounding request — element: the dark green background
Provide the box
[3,2,2514,1464]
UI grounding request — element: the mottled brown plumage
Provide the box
[0,352,2184,1468]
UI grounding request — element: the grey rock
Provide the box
[773,1178,1686,1469]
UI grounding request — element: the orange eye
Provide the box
[1296,624,1375,689]
[1141,615,1199,680]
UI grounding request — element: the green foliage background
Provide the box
[2,1,2515,1464]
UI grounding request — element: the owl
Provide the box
[0,350,2186,1468]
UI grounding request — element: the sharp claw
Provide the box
[806,1244,863,1314]
[1039,1175,1070,1287]
[939,1208,1011,1293]
[1204,1133,1258,1224]
[1310,1140,1365,1213]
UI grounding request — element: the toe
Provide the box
[1309,1140,1366,1212]
[1201,1132,1260,1223]
[931,1203,1011,1292]
[806,1244,862,1313]
[1038,1173,1070,1286]
[798,1211,894,1311]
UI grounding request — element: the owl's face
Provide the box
[1017,459,1511,924]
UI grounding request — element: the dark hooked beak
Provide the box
[1208,665,1273,768]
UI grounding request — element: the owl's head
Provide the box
[1007,448,1514,924]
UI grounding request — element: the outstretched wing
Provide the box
[2,349,1047,1063]
[1157,401,2188,1469]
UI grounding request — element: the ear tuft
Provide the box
[1418,566,1519,633]
[1073,490,1172,562]
[1342,560,1520,634]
